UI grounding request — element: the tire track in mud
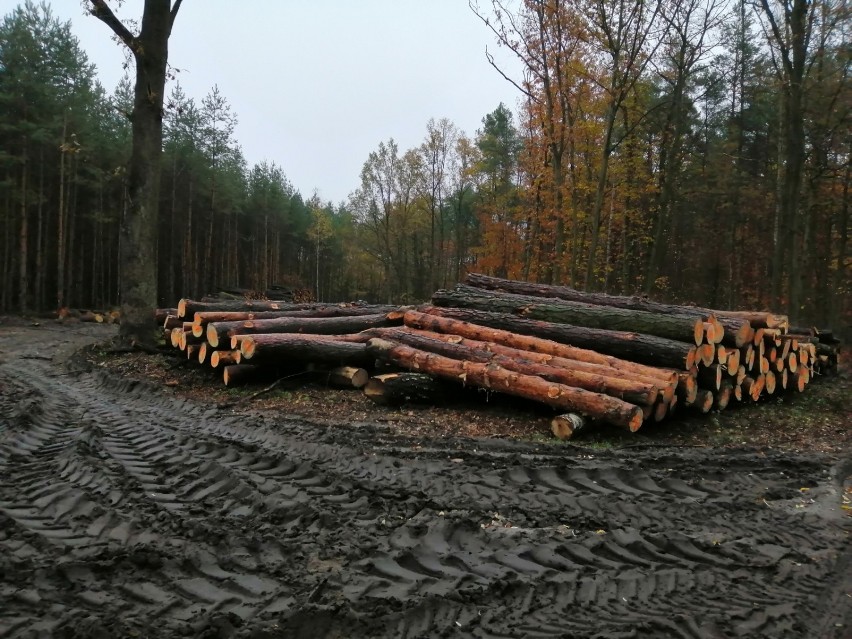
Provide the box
[0,323,849,638]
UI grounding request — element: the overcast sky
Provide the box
[48,1,525,205]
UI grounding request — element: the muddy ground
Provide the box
[0,320,850,638]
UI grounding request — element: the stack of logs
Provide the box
[155,273,840,439]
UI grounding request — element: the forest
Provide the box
[0,0,849,329]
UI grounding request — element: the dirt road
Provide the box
[0,321,849,638]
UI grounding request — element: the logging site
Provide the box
[1,0,851,638]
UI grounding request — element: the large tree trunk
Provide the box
[239,334,371,367]
[90,0,182,346]
[433,285,704,345]
[366,338,645,431]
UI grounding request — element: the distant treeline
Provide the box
[0,1,848,329]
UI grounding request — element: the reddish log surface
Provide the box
[412,307,697,371]
[240,334,371,367]
[366,338,645,431]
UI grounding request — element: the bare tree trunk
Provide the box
[18,141,28,314]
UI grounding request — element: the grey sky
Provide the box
[48,1,525,205]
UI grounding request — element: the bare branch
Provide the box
[485,47,537,102]
[170,0,184,33]
[88,0,137,51]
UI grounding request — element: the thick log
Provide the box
[207,313,397,348]
[366,338,645,430]
[725,348,740,374]
[551,413,589,440]
[369,328,659,406]
[363,372,449,406]
[697,344,715,367]
[223,364,259,387]
[403,310,679,383]
[714,317,755,348]
[197,342,209,365]
[434,285,705,346]
[764,370,777,395]
[676,371,698,406]
[414,307,697,371]
[239,334,371,367]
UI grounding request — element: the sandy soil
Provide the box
[0,319,850,638]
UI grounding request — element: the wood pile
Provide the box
[154,273,841,439]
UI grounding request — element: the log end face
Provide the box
[207,324,219,348]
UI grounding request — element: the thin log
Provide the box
[692,390,714,413]
[366,338,645,431]
[163,314,182,330]
[714,380,733,410]
[323,366,370,389]
[155,308,177,324]
[192,304,401,325]
[206,313,397,348]
[210,350,240,368]
[178,298,326,319]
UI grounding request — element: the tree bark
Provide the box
[370,327,659,406]
[363,372,448,405]
[206,313,396,348]
[417,306,696,370]
[239,334,371,367]
[434,285,704,345]
[223,364,258,387]
[90,0,183,346]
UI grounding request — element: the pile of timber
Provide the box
[154,274,840,440]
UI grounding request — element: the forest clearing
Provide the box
[2,0,850,637]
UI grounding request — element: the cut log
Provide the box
[155,308,177,324]
[733,383,743,402]
[178,299,325,319]
[698,344,715,367]
[367,328,659,406]
[698,365,722,391]
[322,366,370,389]
[676,371,698,406]
[197,342,209,365]
[163,314,183,330]
[239,334,371,367]
[223,364,258,387]
[210,350,240,368]
[206,313,397,348]
[363,372,448,405]
[192,304,401,325]
[434,285,705,346]
[366,338,645,431]
[692,390,714,413]
[551,413,589,440]
[404,310,681,382]
[414,307,697,371]
[725,349,740,374]
[185,344,199,360]
[714,380,733,410]
[764,370,777,395]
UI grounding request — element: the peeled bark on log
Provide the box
[211,350,240,368]
[434,285,705,346]
[363,372,449,406]
[366,338,645,431]
[207,313,397,348]
[414,307,697,371]
[404,310,679,383]
[551,413,589,440]
[368,328,659,406]
[223,364,258,387]
[239,334,371,368]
